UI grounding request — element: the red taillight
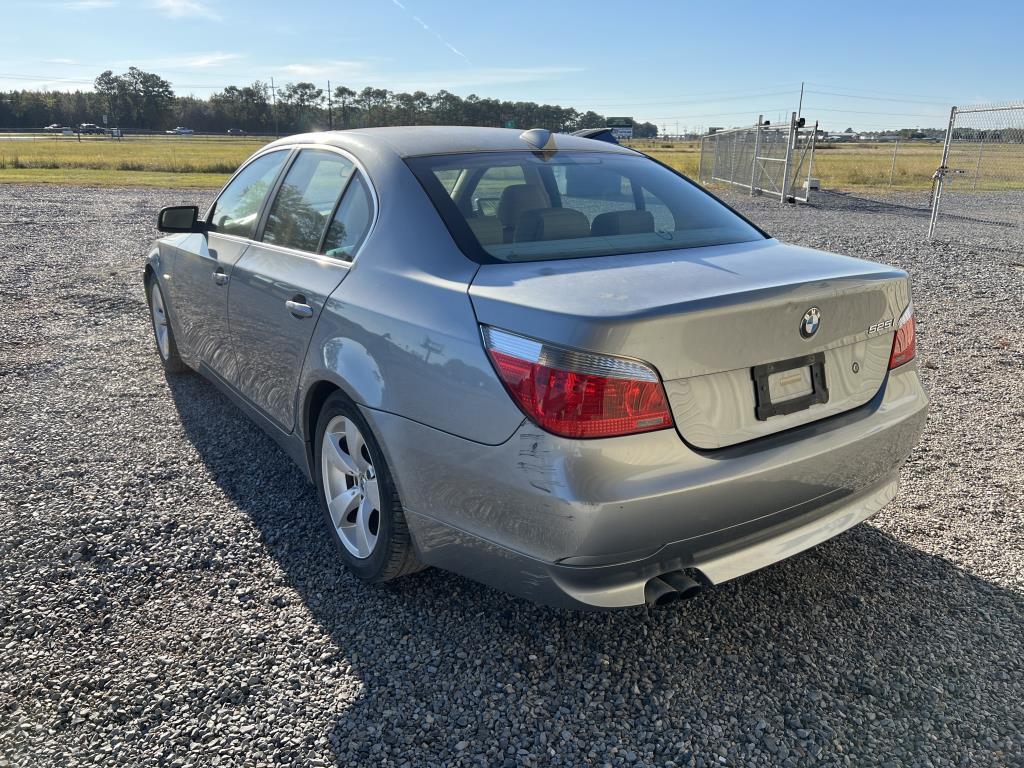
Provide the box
[482,327,673,439]
[889,304,916,369]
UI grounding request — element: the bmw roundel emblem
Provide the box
[800,307,821,338]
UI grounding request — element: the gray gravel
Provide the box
[1,183,1022,768]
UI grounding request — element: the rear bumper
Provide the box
[405,474,898,609]
[368,364,928,609]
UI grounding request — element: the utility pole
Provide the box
[889,138,900,187]
[270,77,279,137]
[327,79,333,130]
[797,81,805,122]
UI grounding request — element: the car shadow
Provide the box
[165,371,1024,766]
[813,188,1021,235]
[813,189,934,218]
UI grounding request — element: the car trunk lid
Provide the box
[468,238,910,448]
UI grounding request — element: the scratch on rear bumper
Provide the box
[405,474,899,609]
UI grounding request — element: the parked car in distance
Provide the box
[166,126,195,135]
[144,127,928,609]
[227,128,246,136]
[571,127,620,145]
[78,123,105,134]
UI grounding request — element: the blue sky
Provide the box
[3,0,1022,131]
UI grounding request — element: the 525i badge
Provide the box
[868,318,895,335]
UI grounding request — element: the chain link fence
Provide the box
[699,113,818,202]
[929,102,1024,249]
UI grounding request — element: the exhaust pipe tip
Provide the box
[644,571,704,607]
[660,571,703,601]
[644,576,682,607]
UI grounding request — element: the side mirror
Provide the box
[157,205,206,233]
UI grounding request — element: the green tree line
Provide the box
[0,68,659,137]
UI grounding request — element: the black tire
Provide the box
[313,391,421,582]
[145,276,188,374]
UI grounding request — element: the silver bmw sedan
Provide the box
[145,126,927,609]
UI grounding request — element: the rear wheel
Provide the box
[146,277,187,374]
[314,392,420,582]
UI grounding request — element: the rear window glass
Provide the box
[407,150,764,263]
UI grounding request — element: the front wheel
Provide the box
[146,277,188,374]
[314,392,421,582]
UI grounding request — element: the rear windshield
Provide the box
[406,150,765,263]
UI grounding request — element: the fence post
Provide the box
[888,139,899,187]
[728,131,738,187]
[750,115,763,196]
[710,134,718,182]
[699,135,707,184]
[972,136,984,191]
[928,106,957,240]
[781,111,796,204]
[805,122,818,198]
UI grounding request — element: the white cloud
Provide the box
[174,52,243,68]
[151,0,220,21]
[270,61,583,92]
[111,52,244,71]
[63,0,117,8]
[276,60,374,80]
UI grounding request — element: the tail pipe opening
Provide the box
[644,571,704,607]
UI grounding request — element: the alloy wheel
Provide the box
[320,415,381,559]
[149,282,170,360]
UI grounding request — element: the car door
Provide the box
[227,148,374,431]
[167,149,290,380]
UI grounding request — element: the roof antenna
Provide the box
[519,128,556,151]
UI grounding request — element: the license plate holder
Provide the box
[751,352,829,421]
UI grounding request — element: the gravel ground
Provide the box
[1,183,1022,768]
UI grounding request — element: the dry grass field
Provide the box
[0,135,271,187]
[0,132,973,192]
[628,138,946,191]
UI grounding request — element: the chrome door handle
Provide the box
[286,300,314,318]
[212,269,229,286]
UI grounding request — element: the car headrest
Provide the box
[590,209,656,237]
[514,208,591,243]
[466,216,503,246]
[498,184,549,228]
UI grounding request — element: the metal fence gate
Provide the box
[928,102,1024,248]
[699,112,818,203]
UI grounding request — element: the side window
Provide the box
[209,151,288,238]
[322,174,373,261]
[263,150,356,253]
